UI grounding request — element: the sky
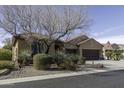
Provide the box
[88,5,124,44]
[0,5,124,47]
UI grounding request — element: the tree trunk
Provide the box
[45,46,50,54]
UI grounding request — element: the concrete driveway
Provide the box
[86,60,124,70]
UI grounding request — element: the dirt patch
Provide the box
[0,65,71,80]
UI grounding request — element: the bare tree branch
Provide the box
[0,5,91,54]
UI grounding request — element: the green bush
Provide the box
[18,51,31,65]
[0,49,12,60]
[62,59,77,71]
[108,50,124,61]
[112,50,123,61]
[3,44,12,50]
[52,53,79,70]
[33,54,53,70]
[79,57,86,65]
[52,52,65,66]
[66,54,79,64]
[0,61,14,70]
[56,55,77,71]
[105,50,112,60]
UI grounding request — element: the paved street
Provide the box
[1,70,124,88]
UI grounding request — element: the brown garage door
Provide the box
[82,49,100,60]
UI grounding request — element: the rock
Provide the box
[0,69,11,76]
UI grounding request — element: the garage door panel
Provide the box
[82,50,99,60]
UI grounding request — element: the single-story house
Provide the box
[64,35,103,60]
[12,34,104,62]
[12,33,63,62]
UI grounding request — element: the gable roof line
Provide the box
[78,38,91,45]
[78,38,104,47]
[65,35,89,43]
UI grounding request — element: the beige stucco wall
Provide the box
[79,39,103,58]
[18,39,31,53]
[99,50,103,58]
[13,39,57,60]
[12,39,31,62]
[79,39,103,50]
[48,43,56,54]
[64,43,78,49]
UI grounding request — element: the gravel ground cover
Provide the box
[0,61,112,80]
[0,65,71,80]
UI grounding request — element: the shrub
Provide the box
[110,50,123,61]
[33,54,53,70]
[120,55,124,60]
[62,59,77,71]
[79,57,86,65]
[52,53,79,70]
[66,54,79,64]
[0,61,14,70]
[3,44,12,50]
[105,50,112,60]
[113,50,123,61]
[18,51,31,66]
[0,49,12,60]
[56,55,77,71]
[52,52,65,66]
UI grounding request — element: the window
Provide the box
[31,41,38,55]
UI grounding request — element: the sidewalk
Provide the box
[86,60,124,70]
[0,62,124,85]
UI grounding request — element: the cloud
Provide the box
[92,25,124,37]
[96,35,124,44]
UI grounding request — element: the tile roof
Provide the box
[65,35,89,45]
[103,41,124,50]
[78,38,103,47]
[103,41,113,50]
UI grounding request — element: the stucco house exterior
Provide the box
[64,35,103,60]
[12,33,63,62]
[12,34,104,62]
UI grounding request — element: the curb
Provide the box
[0,68,124,85]
[0,69,11,76]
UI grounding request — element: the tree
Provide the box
[0,6,91,54]
[37,6,90,53]
[2,38,12,50]
[105,50,112,60]
[111,50,123,61]
[0,6,39,38]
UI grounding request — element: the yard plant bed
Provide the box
[0,69,10,76]
[0,64,107,80]
[0,65,72,80]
